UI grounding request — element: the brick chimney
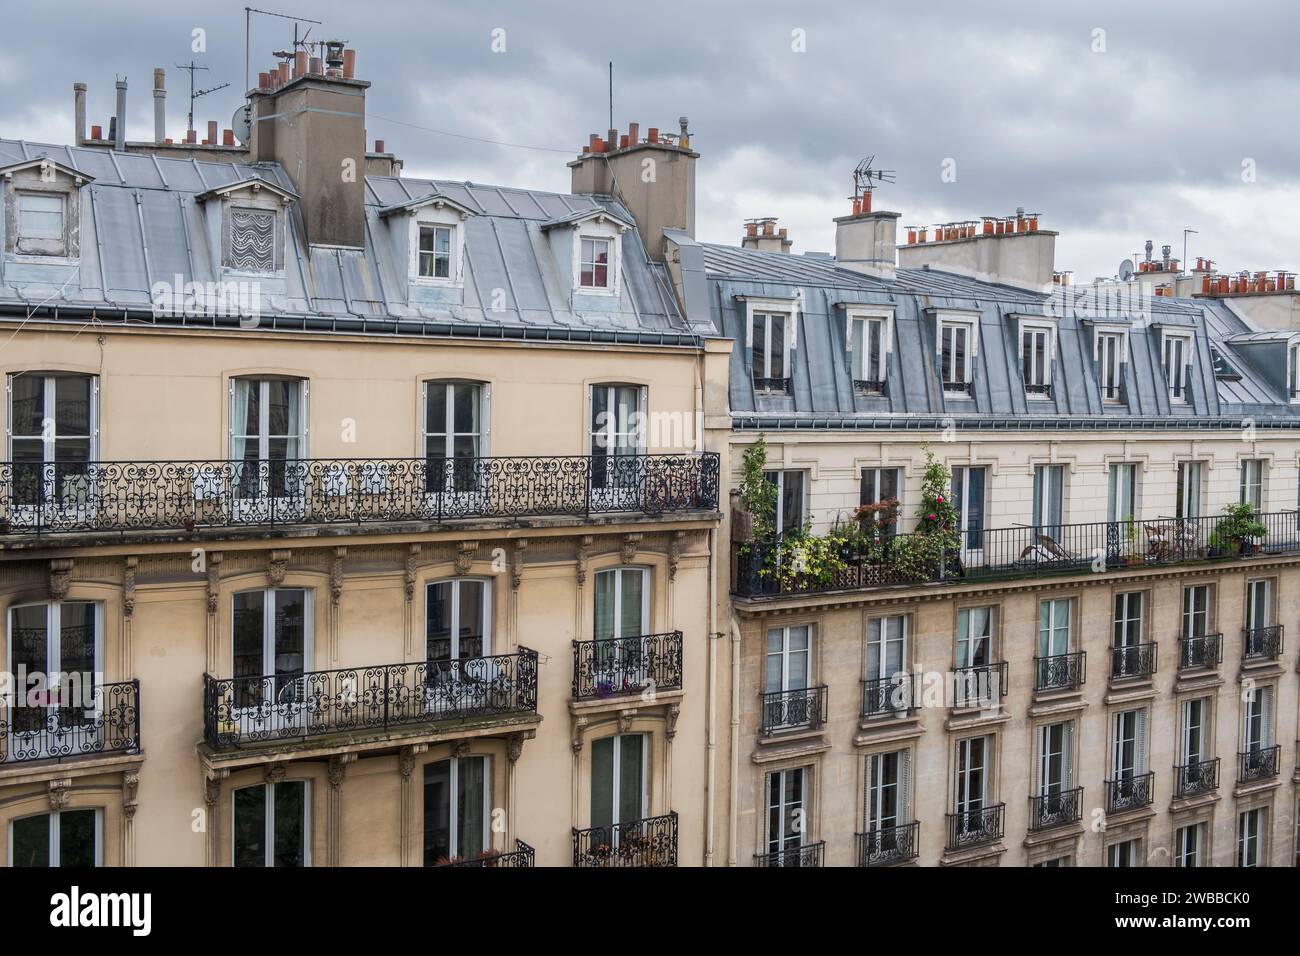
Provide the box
[741,218,792,253]
[249,43,368,248]
[897,210,1056,291]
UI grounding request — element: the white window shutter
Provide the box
[900,749,913,821]
[638,386,648,452]
[301,380,310,447]
[1063,722,1075,787]
[1261,687,1275,747]
[481,383,491,454]
[744,309,754,348]
[1135,711,1148,773]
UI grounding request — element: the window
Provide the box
[579,237,611,289]
[424,756,489,864]
[1237,809,1262,867]
[230,377,305,502]
[1096,331,1124,401]
[6,602,99,749]
[1242,685,1274,754]
[766,625,810,696]
[1107,839,1137,867]
[1239,459,1264,511]
[765,767,809,856]
[424,380,486,493]
[951,465,986,551]
[1290,343,1300,400]
[848,314,889,389]
[7,373,96,512]
[1032,465,1064,537]
[228,206,276,273]
[590,384,645,499]
[1245,578,1272,634]
[864,750,911,834]
[939,318,976,390]
[232,589,309,714]
[233,781,308,866]
[17,192,64,241]
[750,312,789,390]
[1181,698,1208,765]
[1112,591,1145,677]
[1107,463,1139,522]
[860,467,901,536]
[591,734,647,834]
[1021,324,1053,395]
[418,224,453,279]
[1176,461,1203,519]
[594,567,647,641]
[1182,585,1210,640]
[1163,332,1192,402]
[1036,598,1075,691]
[763,469,805,536]
[866,615,907,682]
[1112,709,1148,783]
[427,579,490,668]
[8,810,99,867]
[1036,721,1075,798]
[955,606,993,669]
[954,736,991,816]
[1175,823,1203,868]
[1034,857,1067,867]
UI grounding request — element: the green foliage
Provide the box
[888,446,960,580]
[1210,501,1267,553]
[739,437,777,543]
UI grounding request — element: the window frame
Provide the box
[7,808,102,867]
[231,779,311,867]
[765,766,810,854]
[846,309,893,390]
[1018,319,1055,396]
[1161,330,1194,404]
[1238,459,1265,511]
[1093,327,1127,402]
[423,754,491,863]
[937,314,979,390]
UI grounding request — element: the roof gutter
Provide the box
[733,415,1300,431]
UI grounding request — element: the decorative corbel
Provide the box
[49,559,73,601]
[665,702,682,740]
[571,715,590,753]
[668,531,686,582]
[267,550,291,587]
[48,777,72,811]
[621,533,643,565]
[398,746,417,779]
[265,761,287,785]
[618,710,636,734]
[122,556,139,618]
[455,541,479,575]
[510,539,528,591]
[452,739,472,760]
[575,535,592,587]
[330,548,347,609]
[203,773,222,810]
[122,770,141,820]
[328,753,353,790]
[507,732,527,764]
[206,552,223,615]
[404,545,421,603]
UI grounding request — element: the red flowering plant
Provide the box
[890,447,961,581]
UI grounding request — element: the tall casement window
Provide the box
[232,589,309,718]
[939,317,976,391]
[1175,823,1204,868]
[233,780,309,867]
[953,736,991,817]
[866,614,907,682]
[766,625,810,697]
[591,733,647,836]
[763,469,805,536]
[848,314,889,390]
[579,236,612,289]
[230,377,306,503]
[424,756,489,864]
[864,750,911,835]
[1021,324,1053,395]
[1032,464,1064,537]
[750,312,789,390]
[8,810,99,867]
[1176,461,1203,519]
[1182,585,1210,641]
[1107,462,1139,523]
[593,567,649,688]
[1162,332,1192,403]
[1237,809,1263,867]
[765,767,809,857]
[589,383,645,499]
[1238,459,1265,511]
[1245,579,1273,651]
[424,380,487,494]
[1107,839,1137,867]
[418,223,453,279]
[1242,685,1275,756]
[1111,591,1146,678]
[427,579,490,676]
[1036,598,1074,689]
[955,606,993,669]
[860,466,902,536]
[1035,721,1075,805]
[951,465,986,551]
[1096,330,1124,401]
[6,602,99,749]
[1112,709,1148,787]
[1181,698,1209,768]
[7,372,97,514]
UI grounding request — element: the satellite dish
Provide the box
[231,104,252,147]
[1119,258,1134,281]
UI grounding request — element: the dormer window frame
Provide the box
[1160,329,1195,405]
[845,306,894,394]
[2,158,90,263]
[1017,316,1057,400]
[1287,340,1300,403]
[740,295,799,395]
[205,180,295,278]
[934,310,980,395]
[1092,325,1129,403]
[569,219,625,298]
[407,203,468,288]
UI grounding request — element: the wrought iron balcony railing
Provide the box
[0,453,720,537]
[1024,382,1053,398]
[1238,745,1280,784]
[202,649,538,749]
[1243,625,1283,661]
[1179,633,1223,670]
[752,377,792,394]
[1034,652,1085,693]
[733,510,1300,598]
[942,379,974,396]
[572,811,678,867]
[1,679,140,765]
[861,673,917,718]
[431,839,535,868]
[857,822,920,866]
[1029,787,1083,831]
[945,804,1005,851]
[754,841,825,867]
[1106,771,1155,813]
[1174,758,1219,798]
[571,632,683,701]
[759,685,828,736]
[1111,642,1157,680]
[952,661,1009,709]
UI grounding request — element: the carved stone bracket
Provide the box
[267,550,291,587]
[621,533,643,565]
[452,739,472,760]
[404,545,421,602]
[265,761,287,785]
[399,745,417,780]
[49,559,73,601]
[618,709,636,734]
[328,753,354,790]
[576,535,592,587]
[507,732,527,764]
[668,531,686,581]
[330,548,347,608]
[123,770,141,820]
[571,715,590,753]
[206,552,223,614]
[47,777,72,811]
[511,539,528,591]
[666,702,682,740]
[122,556,139,618]
[455,541,479,575]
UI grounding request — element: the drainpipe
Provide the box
[705,527,717,866]
[728,613,741,866]
[114,78,127,151]
[153,68,166,144]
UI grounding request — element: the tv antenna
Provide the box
[852,155,896,201]
[244,6,324,92]
[175,61,230,136]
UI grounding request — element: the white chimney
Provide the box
[834,208,899,279]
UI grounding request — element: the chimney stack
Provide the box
[73,82,87,145]
[835,205,900,279]
[896,209,1056,291]
[741,218,792,253]
[152,69,166,144]
[114,78,127,151]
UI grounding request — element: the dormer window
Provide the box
[1162,331,1193,404]
[228,207,276,273]
[17,193,64,242]
[418,225,453,279]
[1019,320,1055,398]
[580,237,612,289]
[936,313,978,396]
[751,312,791,393]
[2,158,89,262]
[847,310,892,394]
[198,177,295,276]
[1094,328,1127,403]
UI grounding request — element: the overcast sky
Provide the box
[2,0,1297,280]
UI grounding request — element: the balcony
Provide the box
[1242,625,1283,662]
[753,377,792,395]
[1237,745,1280,784]
[759,685,828,736]
[1174,758,1220,798]
[733,511,1300,599]
[945,804,1005,851]
[0,453,720,539]
[857,822,920,866]
[861,673,916,718]
[1111,643,1157,681]
[572,811,677,867]
[1105,772,1154,813]
[1179,633,1222,671]
[432,839,535,868]
[753,841,825,867]
[202,649,538,749]
[1034,652,1085,693]
[853,379,887,396]
[953,662,1009,709]
[942,379,974,397]
[571,632,683,701]
[1,680,140,766]
[1029,788,1083,831]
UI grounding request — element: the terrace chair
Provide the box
[1017,533,1075,565]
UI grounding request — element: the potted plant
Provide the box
[1210,502,1267,557]
[888,448,960,582]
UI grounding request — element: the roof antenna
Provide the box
[243,6,323,92]
[174,61,229,137]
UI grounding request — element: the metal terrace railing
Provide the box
[0,453,720,537]
[432,840,536,868]
[1,679,140,765]
[572,812,678,868]
[857,822,920,866]
[570,632,684,700]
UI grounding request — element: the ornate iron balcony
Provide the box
[945,803,1005,851]
[942,379,974,396]
[759,685,828,736]
[571,632,683,701]
[1179,633,1223,670]
[1111,642,1157,680]
[1025,382,1053,398]
[1243,625,1283,661]
[754,840,825,867]
[1238,745,1280,784]
[752,376,792,394]
[857,822,920,866]
[1034,651,1085,693]
[1106,771,1154,813]
[1174,758,1219,798]
[431,839,535,867]
[952,661,1009,709]
[861,673,916,718]
[853,379,887,396]
[1,679,140,765]
[1029,787,1083,831]
[0,453,720,537]
[572,811,677,867]
[202,649,538,749]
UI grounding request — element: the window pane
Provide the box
[58,809,97,867]
[620,571,645,637]
[591,738,614,829]
[618,735,644,824]
[751,317,767,377]
[457,757,487,857]
[423,760,452,863]
[10,815,51,867]
[273,590,306,682]
[271,782,305,867]
[233,591,266,683]
[233,786,267,867]
[10,375,44,436]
